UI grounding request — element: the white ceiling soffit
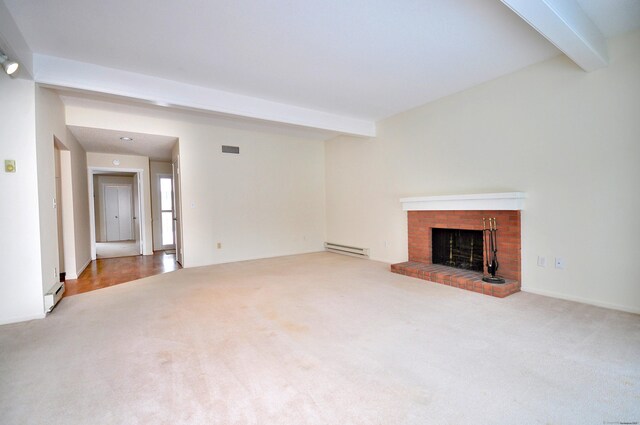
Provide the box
[35,55,375,137]
[67,126,177,162]
[58,90,340,142]
[499,0,608,71]
[576,0,640,38]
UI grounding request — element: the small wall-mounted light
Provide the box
[5,159,16,173]
[120,137,134,142]
[0,51,19,75]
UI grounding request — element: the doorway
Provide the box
[89,169,144,259]
[157,174,175,250]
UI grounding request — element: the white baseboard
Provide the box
[75,257,92,277]
[522,287,640,315]
[0,312,46,326]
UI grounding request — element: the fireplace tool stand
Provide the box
[482,217,505,284]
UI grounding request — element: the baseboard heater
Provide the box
[324,242,370,258]
[44,281,65,313]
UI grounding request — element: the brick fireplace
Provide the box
[391,193,523,298]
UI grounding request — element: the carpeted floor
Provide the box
[0,252,638,424]
[96,240,140,259]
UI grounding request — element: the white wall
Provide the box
[150,161,173,251]
[56,130,92,279]
[326,31,640,313]
[35,87,63,293]
[35,87,92,286]
[0,75,44,324]
[53,145,64,273]
[66,104,326,268]
[66,132,92,277]
[86,153,153,255]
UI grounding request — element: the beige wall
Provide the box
[325,31,640,313]
[67,105,326,268]
[65,136,92,278]
[35,87,92,287]
[35,87,63,293]
[93,175,137,242]
[150,161,174,251]
[86,152,153,255]
[0,74,44,324]
[54,146,64,272]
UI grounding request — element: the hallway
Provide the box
[96,241,140,259]
[64,251,179,296]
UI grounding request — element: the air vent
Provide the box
[222,145,240,154]
[44,281,65,313]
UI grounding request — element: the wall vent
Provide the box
[222,145,240,154]
[324,242,369,258]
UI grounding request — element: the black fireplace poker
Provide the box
[482,217,505,284]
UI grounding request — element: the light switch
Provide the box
[5,160,16,173]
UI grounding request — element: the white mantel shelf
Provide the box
[400,192,525,211]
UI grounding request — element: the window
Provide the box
[160,177,174,246]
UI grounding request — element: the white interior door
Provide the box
[105,186,120,241]
[118,185,133,240]
[105,185,134,241]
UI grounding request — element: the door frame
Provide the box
[88,167,146,260]
[172,156,184,266]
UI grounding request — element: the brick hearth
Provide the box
[392,209,521,298]
[391,262,520,298]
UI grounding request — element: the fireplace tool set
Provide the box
[482,217,505,284]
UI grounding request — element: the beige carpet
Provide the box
[96,241,140,259]
[0,252,638,424]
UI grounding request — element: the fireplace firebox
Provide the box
[432,228,483,272]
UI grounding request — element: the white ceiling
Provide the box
[4,0,638,127]
[67,125,177,161]
[4,0,565,121]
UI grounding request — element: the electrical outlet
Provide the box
[217,242,222,249]
[53,267,57,278]
[555,257,566,269]
[537,256,546,267]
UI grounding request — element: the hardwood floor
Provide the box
[64,251,180,296]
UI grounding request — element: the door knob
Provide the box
[115,216,118,218]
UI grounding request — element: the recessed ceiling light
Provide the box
[120,137,134,142]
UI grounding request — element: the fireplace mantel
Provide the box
[400,192,525,211]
